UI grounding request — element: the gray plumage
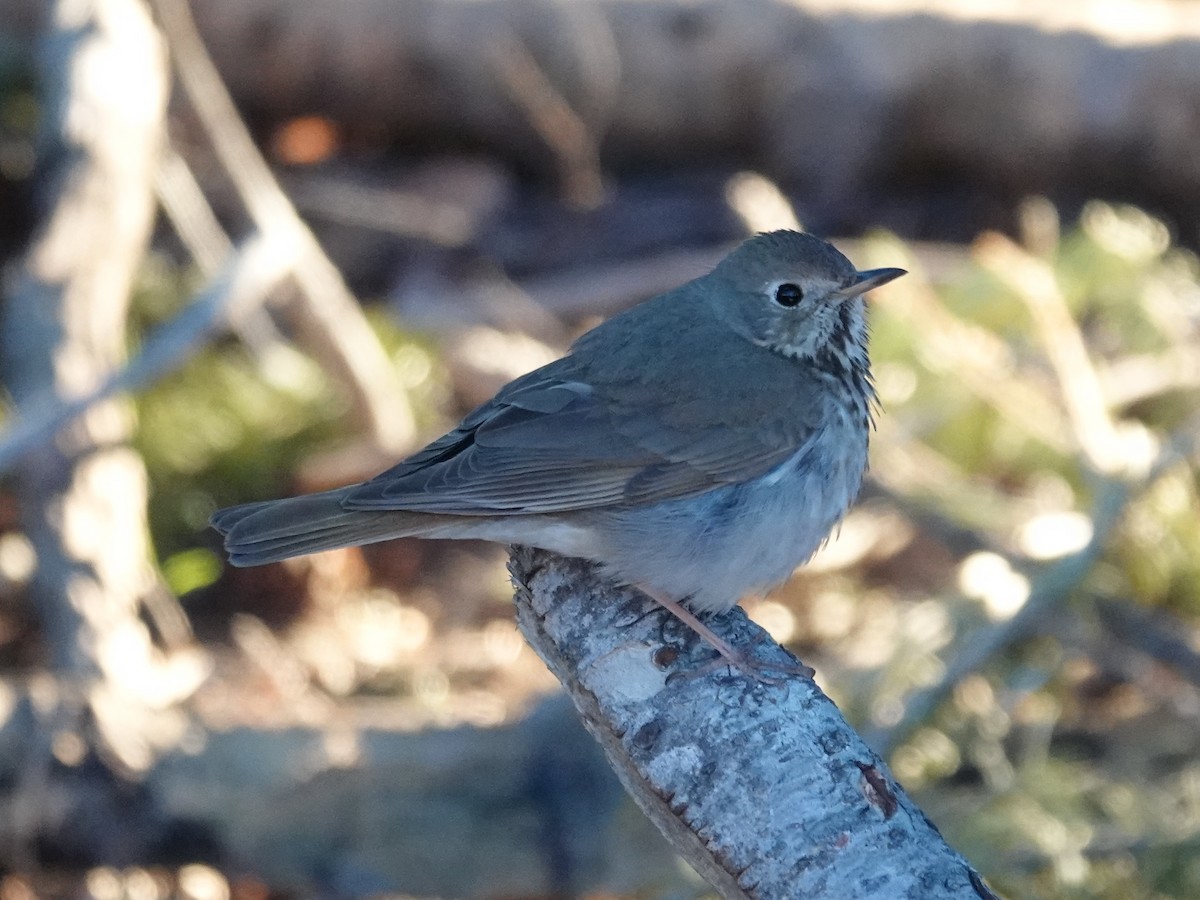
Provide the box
[211,231,904,614]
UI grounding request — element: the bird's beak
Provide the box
[834,267,907,300]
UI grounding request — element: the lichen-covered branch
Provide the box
[509,547,995,899]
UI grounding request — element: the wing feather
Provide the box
[345,328,823,514]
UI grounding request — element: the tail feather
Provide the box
[211,488,427,566]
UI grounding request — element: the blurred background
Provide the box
[1,0,1199,897]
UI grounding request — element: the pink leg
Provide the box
[639,586,814,683]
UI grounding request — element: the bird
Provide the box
[212,231,905,677]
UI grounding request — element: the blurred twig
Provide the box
[0,235,299,474]
[149,0,416,453]
[871,433,1036,537]
[1100,346,1200,409]
[726,171,803,233]
[976,231,1126,474]
[861,480,997,559]
[155,143,288,356]
[886,257,1073,453]
[155,144,229,274]
[1091,595,1200,689]
[490,31,605,209]
[868,479,1127,755]
[282,173,492,246]
[871,415,1200,754]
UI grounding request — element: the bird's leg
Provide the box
[637,587,814,684]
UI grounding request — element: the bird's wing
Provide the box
[343,359,817,515]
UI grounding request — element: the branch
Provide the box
[975,231,1125,474]
[149,0,417,453]
[0,0,211,778]
[489,30,606,208]
[508,547,995,899]
[155,142,291,355]
[0,234,297,474]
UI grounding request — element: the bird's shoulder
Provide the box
[570,291,825,439]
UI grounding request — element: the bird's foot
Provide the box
[677,646,815,686]
[638,587,814,685]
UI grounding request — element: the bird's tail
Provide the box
[211,488,431,567]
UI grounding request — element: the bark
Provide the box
[508,547,994,899]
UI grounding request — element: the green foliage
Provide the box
[136,337,343,572]
[161,546,223,597]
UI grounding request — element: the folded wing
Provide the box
[344,362,813,515]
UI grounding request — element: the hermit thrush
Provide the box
[212,231,904,675]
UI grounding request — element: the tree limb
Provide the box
[508,547,994,899]
[0,234,298,474]
[149,0,418,453]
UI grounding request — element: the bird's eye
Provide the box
[774,282,804,307]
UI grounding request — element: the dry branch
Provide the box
[150,0,417,453]
[508,547,994,898]
[871,414,1200,754]
[0,235,298,474]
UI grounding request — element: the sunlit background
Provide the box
[1,0,1199,897]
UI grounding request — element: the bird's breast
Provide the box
[592,412,869,614]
